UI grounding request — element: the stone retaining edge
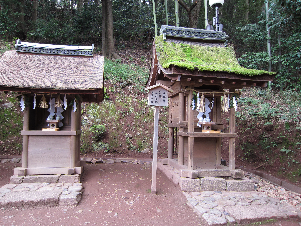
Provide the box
[247,169,301,194]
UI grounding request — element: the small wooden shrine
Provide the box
[147,25,275,179]
[0,41,104,176]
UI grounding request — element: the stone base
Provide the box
[201,177,227,191]
[59,185,82,206]
[167,158,244,179]
[158,159,255,192]
[10,176,24,184]
[13,166,83,176]
[58,175,81,183]
[23,175,60,183]
[180,178,200,192]
[0,183,83,207]
[10,174,82,184]
[226,178,255,191]
[181,169,244,179]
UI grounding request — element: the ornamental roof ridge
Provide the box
[15,39,94,56]
[160,25,228,42]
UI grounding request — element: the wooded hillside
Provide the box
[0,0,300,89]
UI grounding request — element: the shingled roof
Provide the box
[0,51,103,91]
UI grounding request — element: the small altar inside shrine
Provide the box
[0,41,104,176]
[147,25,275,180]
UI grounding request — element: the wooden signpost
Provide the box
[146,84,172,194]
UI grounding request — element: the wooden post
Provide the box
[178,92,184,165]
[216,96,222,124]
[71,100,81,168]
[229,107,235,170]
[22,106,30,168]
[216,138,221,166]
[216,96,222,166]
[151,106,159,194]
[168,127,174,159]
[187,89,194,170]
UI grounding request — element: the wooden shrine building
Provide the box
[147,25,275,179]
[0,41,104,176]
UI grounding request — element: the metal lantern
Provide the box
[209,0,224,7]
[209,0,224,32]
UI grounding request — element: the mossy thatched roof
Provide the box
[155,35,275,77]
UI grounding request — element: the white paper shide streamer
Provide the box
[20,96,25,112]
[33,94,36,109]
[64,94,67,110]
[233,96,237,111]
[73,98,77,112]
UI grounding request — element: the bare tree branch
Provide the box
[178,0,198,12]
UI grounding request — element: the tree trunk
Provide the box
[102,0,107,57]
[190,1,201,28]
[178,0,198,28]
[245,0,249,22]
[78,0,83,10]
[32,0,38,23]
[19,0,26,39]
[106,0,115,58]
[102,0,119,59]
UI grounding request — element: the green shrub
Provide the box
[104,59,149,92]
[0,92,22,154]
[89,124,106,141]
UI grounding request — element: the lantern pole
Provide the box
[147,84,172,194]
[151,106,159,194]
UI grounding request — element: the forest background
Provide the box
[0,0,301,185]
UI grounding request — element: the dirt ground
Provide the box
[0,161,204,226]
[0,161,300,226]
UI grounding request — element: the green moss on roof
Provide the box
[155,35,275,76]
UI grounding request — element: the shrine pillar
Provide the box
[229,107,235,170]
[168,128,174,159]
[22,106,29,169]
[71,100,81,169]
[178,92,185,165]
[187,89,194,170]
